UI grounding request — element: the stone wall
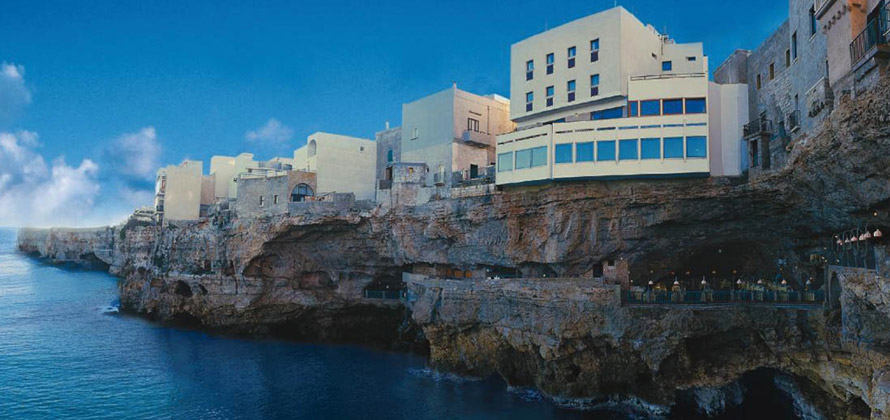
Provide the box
[234,171,317,218]
[374,126,401,185]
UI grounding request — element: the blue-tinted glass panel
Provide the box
[526,92,533,102]
[591,39,599,50]
[628,102,638,117]
[686,136,707,158]
[497,152,513,172]
[641,138,660,159]
[568,46,576,57]
[567,80,576,91]
[526,60,534,71]
[640,100,660,116]
[663,99,683,115]
[546,86,554,96]
[546,53,554,64]
[664,137,684,158]
[685,98,706,114]
[619,139,638,160]
[590,74,600,86]
[555,144,573,164]
[592,107,624,120]
[597,141,616,161]
[576,142,594,162]
[531,146,548,167]
[515,149,532,169]
[662,61,672,71]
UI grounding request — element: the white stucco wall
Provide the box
[401,88,455,186]
[159,160,203,221]
[708,82,749,177]
[293,132,376,201]
[209,155,236,199]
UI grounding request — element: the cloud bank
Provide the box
[0,62,33,126]
[245,118,294,144]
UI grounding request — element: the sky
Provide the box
[0,0,788,227]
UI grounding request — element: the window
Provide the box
[273,195,279,204]
[663,99,683,115]
[412,127,419,139]
[555,144,573,164]
[531,146,547,167]
[619,139,638,160]
[515,149,532,169]
[525,91,533,112]
[686,136,707,158]
[386,149,393,163]
[664,137,684,158]
[546,53,554,74]
[662,61,672,71]
[546,86,554,107]
[809,6,817,36]
[467,118,480,132]
[526,60,534,81]
[640,100,661,116]
[686,56,697,61]
[685,98,706,114]
[641,138,660,159]
[756,74,762,90]
[590,38,600,62]
[590,74,600,96]
[307,139,317,156]
[497,152,513,172]
[597,141,616,161]
[576,142,594,162]
[628,101,639,117]
[291,183,314,202]
[785,49,791,67]
[791,32,798,60]
[567,80,576,102]
[259,196,265,206]
[769,63,775,80]
[567,46,576,68]
[592,107,623,120]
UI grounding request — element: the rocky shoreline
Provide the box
[16,75,890,418]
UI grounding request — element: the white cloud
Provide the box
[0,131,103,227]
[105,126,161,179]
[0,62,32,125]
[245,118,294,144]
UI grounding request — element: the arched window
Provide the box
[386,149,393,163]
[307,139,317,157]
[291,183,315,202]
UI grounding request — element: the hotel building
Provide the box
[496,7,748,186]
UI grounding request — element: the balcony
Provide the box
[433,172,446,186]
[850,8,890,66]
[458,129,494,148]
[788,110,801,133]
[743,119,774,139]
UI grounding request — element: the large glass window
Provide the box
[576,142,594,162]
[664,137,684,159]
[515,149,532,169]
[531,146,548,167]
[628,101,638,117]
[546,86,554,97]
[555,144,573,164]
[685,98,706,114]
[619,139,638,160]
[592,107,624,120]
[663,99,683,115]
[640,100,661,116]
[641,138,660,159]
[597,141,616,161]
[686,136,707,158]
[497,152,513,172]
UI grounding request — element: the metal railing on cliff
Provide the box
[622,289,825,305]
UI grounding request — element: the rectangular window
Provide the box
[786,49,791,67]
[686,136,707,158]
[525,91,533,112]
[641,138,661,159]
[597,141,616,161]
[590,74,600,96]
[590,38,600,62]
[769,63,775,80]
[663,99,683,115]
[497,152,513,172]
[273,195,279,204]
[791,32,798,60]
[546,53,554,74]
[756,74,762,90]
[567,80,576,102]
[526,60,534,80]
[554,144,573,164]
[686,56,697,61]
[809,6,817,36]
[685,98,706,114]
[640,100,661,116]
[546,86,554,107]
[664,137,684,159]
[662,61,672,71]
[567,46,576,68]
[592,107,624,120]
[515,149,531,169]
[628,101,638,117]
[576,142,594,162]
[468,118,480,132]
[618,139,638,160]
[259,196,265,206]
[530,146,547,167]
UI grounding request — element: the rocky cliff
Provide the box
[17,75,890,418]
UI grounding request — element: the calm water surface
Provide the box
[0,228,638,419]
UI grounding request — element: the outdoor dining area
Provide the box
[623,276,825,305]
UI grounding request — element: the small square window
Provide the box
[664,137,684,159]
[662,61,672,71]
[576,142,594,162]
[597,141,616,161]
[554,144,573,164]
[686,56,696,61]
[685,98,706,114]
[641,138,660,159]
[618,139,638,161]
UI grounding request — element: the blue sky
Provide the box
[0,0,787,226]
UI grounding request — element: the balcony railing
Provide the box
[788,109,801,132]
[850,8,890,66]
[743,119,774,138]
[459,130,494,147]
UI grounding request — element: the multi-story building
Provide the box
[397,85,514,188]
[496,7,748,186]
[375,124,401,190]
[292,132,377,201]
[154,160,206,222]
[209,153,294,200]
[817,0,889,95]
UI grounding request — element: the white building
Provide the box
[292,132,377,201]
[154,160,205,222]
[496,7,748,186]
[400,85,514,187]
[210,153,295,199]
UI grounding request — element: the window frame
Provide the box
[618,139,639,161]
[546,53,554,74]
[596,140,616,162]
[640,138,661,160]
[640,100,661,116]
[662,98,684,115]
[567,80,576,102]
[576,142,594,162]
[662,61,672,71]
[526,60,534,81]
[497,152,514,172]
[567,46,576,68]
[627,101,639,117]
[686,136,707,158]
[530,146,548,168]
[467,117,480,132]
[554,143,573,164]
[663,137,684,159]
[685,98,707,114]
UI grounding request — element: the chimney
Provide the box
[385,121,390,130]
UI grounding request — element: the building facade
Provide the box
[400,85,514,188]
[233,170,317,218]
[818,0,889,97]
[154,160,205,222]
[292,132,377,201]
[210,153,294,200]
[497,7,748,186]
[375,125,402,190]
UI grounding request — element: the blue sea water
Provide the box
[0,228,633,420]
